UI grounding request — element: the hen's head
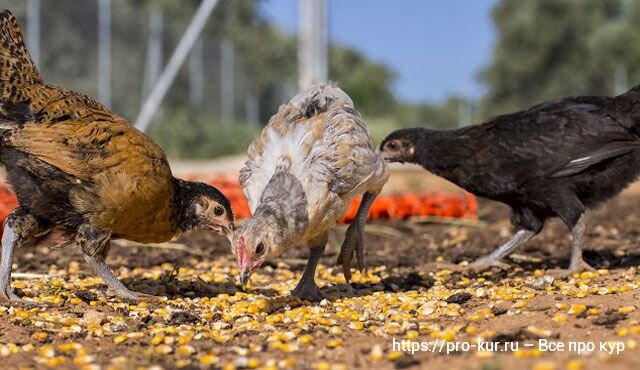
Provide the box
[177,180,234,239]
[379,129,418,164]
[232,216,286,289]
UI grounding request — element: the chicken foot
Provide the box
[78,225,156,302]
[548,214,595,277]
[468,229,536,272]
[567,215,595,272]
[0,208,45,303]
[338,191,378,281]
[291,244,326,302]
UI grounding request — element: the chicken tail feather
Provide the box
[271,82,355,123]
[0,10,42,87]
[0,10,43,126]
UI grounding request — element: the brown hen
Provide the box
[0,10,233,302]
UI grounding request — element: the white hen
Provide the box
[232,83,388,301]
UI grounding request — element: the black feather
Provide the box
[384,86,640,232]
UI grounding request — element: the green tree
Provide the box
[481,0,624,117]
[330,47,397,116]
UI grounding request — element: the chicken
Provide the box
[0,10,234,302]
[380,86,640,275]
[233,83,388,301]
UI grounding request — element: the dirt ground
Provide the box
[2,174,640,369]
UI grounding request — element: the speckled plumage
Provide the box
[235,83,388,300]
[0,10,233,301]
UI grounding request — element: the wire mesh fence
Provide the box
[1,0,297,158]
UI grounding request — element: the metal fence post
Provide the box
[26,0,41,67]
[298,0,328,90]
[98,0,112,108]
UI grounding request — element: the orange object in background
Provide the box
[339,191,477,223]
[0,180,18,234]
[0,177,478,231]
[202,177,478,222]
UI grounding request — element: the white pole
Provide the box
[142,8,163,102]
[98,0,112,108]
[26,0,40,67]
[220,39,234,124]
[135,0,220,132]
[298,0,328,89]
[189,36,204,108]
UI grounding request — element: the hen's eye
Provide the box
[213,205,225,216]
[387,141,398,150]
[256,243,265,255]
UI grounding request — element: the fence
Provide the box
[1,0,296,157]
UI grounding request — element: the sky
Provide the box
[259,0,498,104]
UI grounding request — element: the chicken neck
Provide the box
[252,169,309,251]
[408,128,470,179]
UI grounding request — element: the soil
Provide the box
[2,176,640,369]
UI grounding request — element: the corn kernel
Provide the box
[200,355,218,365]
[532,361,556,370]
[370,345,384,362]
[565,359,583,370]
[568,304,586,315]
[113,335,128,344]
[349,322,364,330]
[513,300,527,309]
[552,314,568,323]
[31,332,48,341]
[178,345,196,356]
[466,326,478,335]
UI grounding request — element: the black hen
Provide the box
[380,86,640,274]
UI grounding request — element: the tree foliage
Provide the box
[481,0,626,116]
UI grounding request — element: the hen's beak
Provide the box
[239,270,251,290]
[206,222,234,242]
[223,224,234,242]
[381,152,402,163]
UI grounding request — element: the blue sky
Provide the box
[259,0,498,104]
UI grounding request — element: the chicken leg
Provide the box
[469,229,536,271]
[292,237,327,302]
[0,225,20,301]
[0,209,44,303]
[77,225,153,301]
[338,191,378,281]
[548,214,595,277]
[567,215,594,272]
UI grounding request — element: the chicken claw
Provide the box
[84,253,160,302]
[546,259,596,279]
[116,291,161,304]
[291,281,327,302]
[467,257,511,273]
[0,287,23,303]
